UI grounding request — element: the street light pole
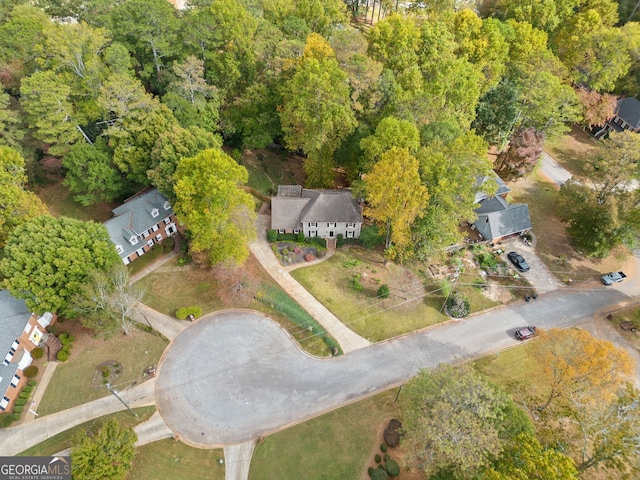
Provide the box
[106,383,138,417]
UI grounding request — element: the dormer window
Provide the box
[129,236,138,246]
[116,245,124,254]
[163,201,171,210]
[151,208,159,218]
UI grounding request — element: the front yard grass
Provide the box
[37,324,168,416]
[249,389,400,480]
[19,406,156,456]
[291,248,450,342]
[35,178,116,223]
[128,439,225,480]
[544,126,597,177]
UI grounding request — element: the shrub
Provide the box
[13,406,23,414]
[351,274,364,291]
[370,468,388,480]
[12,413,20,421]
[474,250,498,271]
[359,225,385,249]
[336,233,344,247]
[445,292,470,318]
[385,459,400,477]
[18,392,28,399]
[14,398,26,407]
[296,231,304,242]
[57,351,69,362]
[304,253,315,262]
[31,347,44,359]
[383,453,390,462]
[0,413,15,428]
[384,419,402,447]
[374,454,381,463]
[175,306,203,320]
[27,380,36,387]
[377,284,390,299]
[380,443,388,453]
[22,386,32,394]
[267,230,278,242]
[368,467,374,476]
[23,366,38,378]
[162,237,175,253]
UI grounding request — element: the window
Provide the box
[23,323,31,334]
[155,234,162,242]
[164,218,171,225]
[328,222,336,228]
[152,225,159,232]
[129,236,138,246]
[166,224,176,235]
[346,222,356,228]
[116,245,124,254]
[151,208,159,218]
[147,239,154,247]
[309,230,317,237]
[346,231,354,238]
[10,375,19,387]
[278,229,285,234]
[309,222,317,228]
[142,230,150,238]
[163,201,171,210]
[293,229,300,234]
[0,397,8,411]
[123,257,131,265]
[136,247,145,256]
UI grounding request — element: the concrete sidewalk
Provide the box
[136,303,187,341]
[0,379,156,456]
[249,214,371,354]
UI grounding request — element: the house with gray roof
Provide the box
[104,188,177,265]
[0,290,57,412]
[271,186,363,240]
[472,175,532,243]
[595,97,640,138]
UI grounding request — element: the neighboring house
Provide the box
[104,188,177,265]
[0,290,57,412]
[472,174,532,243]
[595,97,640,138]
[271,186,363,240]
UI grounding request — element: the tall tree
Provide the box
[0,215,120,316]
[364,147,428,261]
[0,146,48,248]
[72,265,143,336]
[19,70,83,156]
[575,87,617,129]
[359,115,420,173]
[71,419,137,480]
[279,34,356,187]
[559,131,640,257]
[472,79,520,147]
[403,363,512,479]
[0,92,24,150]
[413,132,493,260]
[529,328,634,411]
[494,127,545,180]
[173,148,256,264]
[62,139,125,206]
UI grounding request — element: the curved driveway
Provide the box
[156,287,632,447]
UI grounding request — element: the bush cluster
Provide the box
[351,273,364,292]
[256,287,343,355]
[267,230,278,242]
[23,366,38,378]
[31,347,44,359]
[359,225,385,249]
[58,332,75,361]
[57,351,69,362]
[377,284,390,298]
[445,292,471,318]
[176,306,203,320]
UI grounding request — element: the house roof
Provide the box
[271,188,362,230]
[616,97,640,129]
[473,197,532,241]
[0,290,32,400]
[474,174,511,203]
[104,188,174,261]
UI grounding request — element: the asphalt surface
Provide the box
[156,286,632,447]
[540,150,572,187]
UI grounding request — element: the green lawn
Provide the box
[37,326,168,415]
[249,390,401,480]
[544,127,597,178]
[36,179,116,222]
[128,439,225,480]
[19,406,156,456]
[291,248,451,342]
[128,243,171,277]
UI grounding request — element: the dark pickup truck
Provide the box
[601,271,626,285]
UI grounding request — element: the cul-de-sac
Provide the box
[2,1,640,479]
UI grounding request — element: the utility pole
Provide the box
[106,383,138,417]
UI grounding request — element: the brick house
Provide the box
[104,188,178,265]
[271,186,363,240]
[0,290,57,412]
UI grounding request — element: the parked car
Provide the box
[515,326,537,341]
[601,271,626,286]
[507,251,530,272]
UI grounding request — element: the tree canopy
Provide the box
[1,215,120,317]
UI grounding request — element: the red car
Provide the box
[515,326,537,341]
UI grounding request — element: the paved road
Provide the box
[156,286,632,447]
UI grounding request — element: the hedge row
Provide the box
[176,306,203,320]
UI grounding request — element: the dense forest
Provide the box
[1,0,640,261]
